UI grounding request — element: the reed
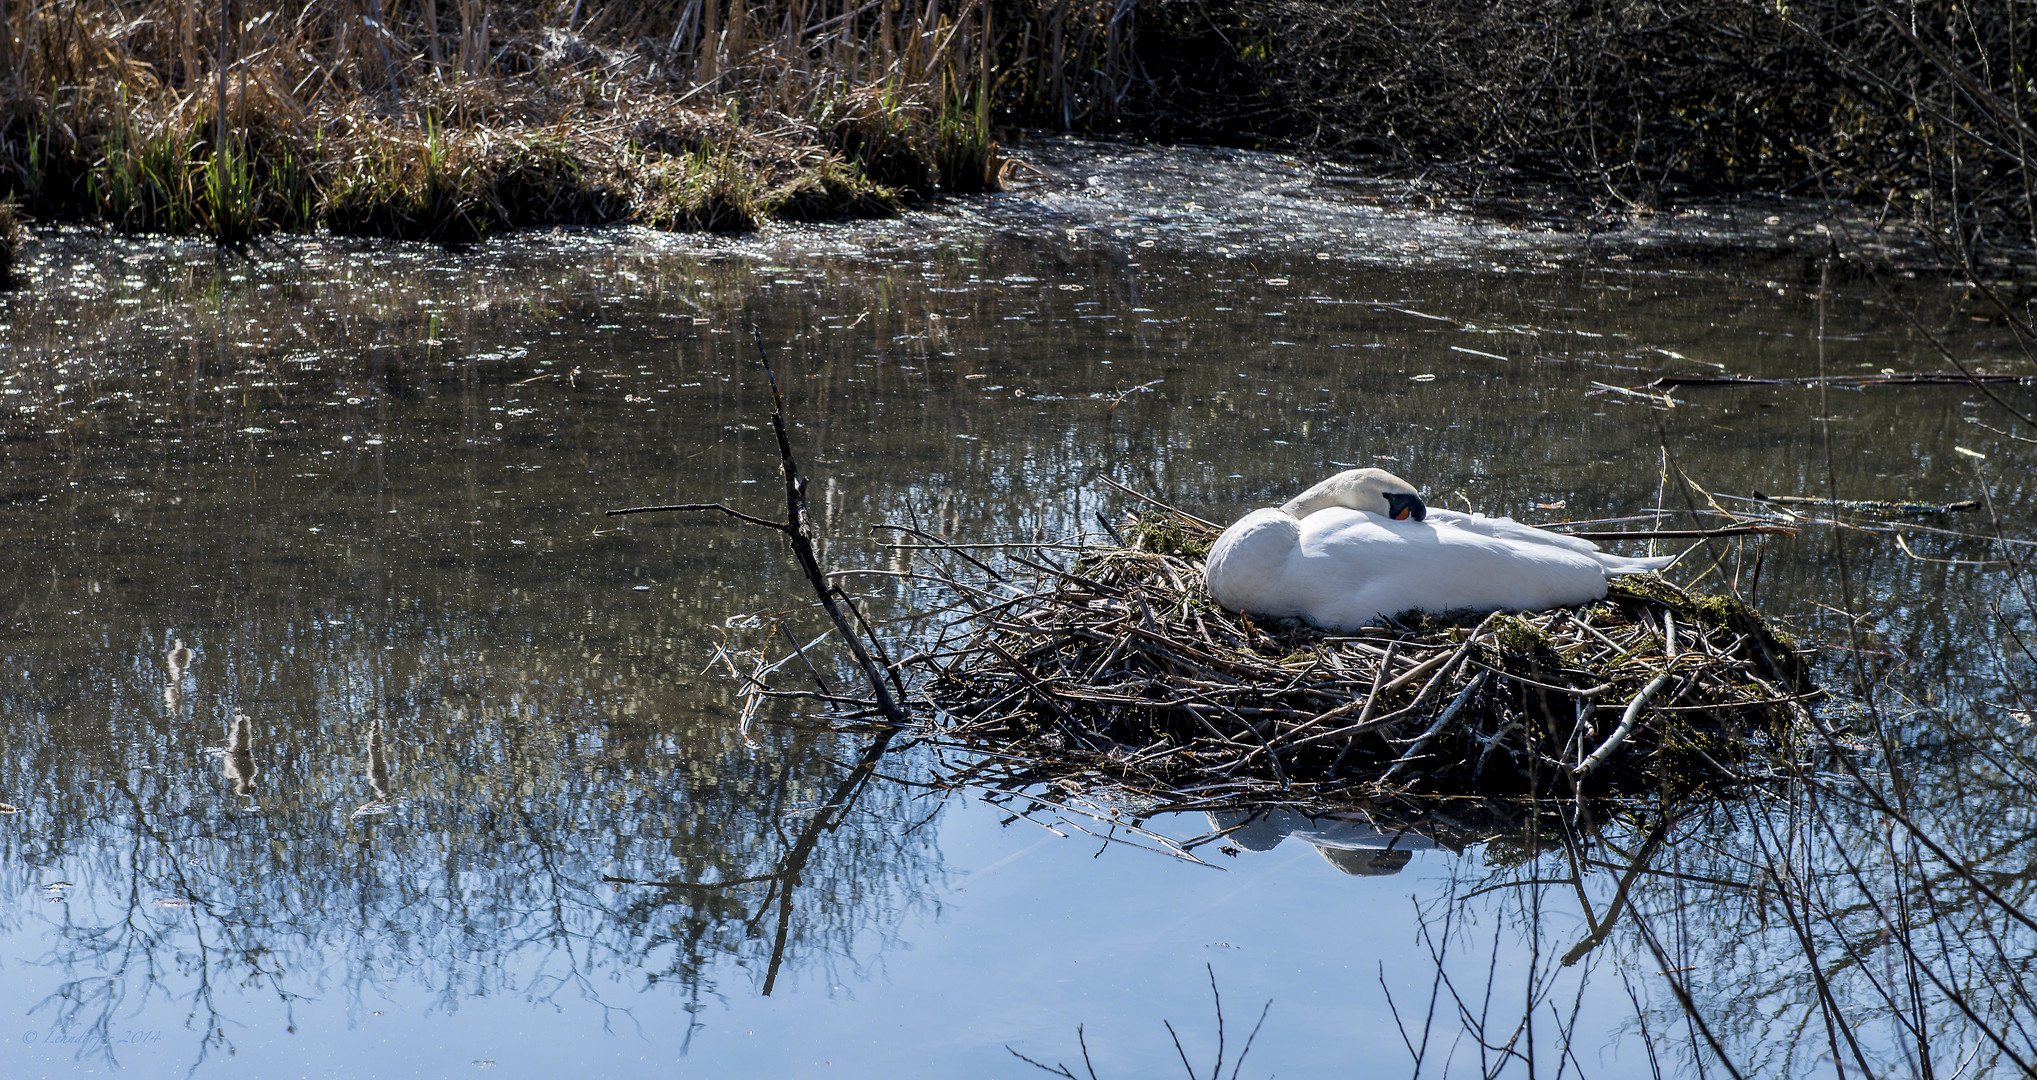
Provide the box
[636,144,765,233]
[322,120,494,243]
[0,0,1020,242]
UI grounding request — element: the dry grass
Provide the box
[3,1,2030,250]
[0,0,1004,241]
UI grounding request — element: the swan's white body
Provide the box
[1205,809,1440,877]
[1204,469,1674,631]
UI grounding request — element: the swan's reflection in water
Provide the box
[1207,809,1442,876]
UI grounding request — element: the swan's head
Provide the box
[1279,468,1427,522]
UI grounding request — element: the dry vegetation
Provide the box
[0,0,1007,243]
[5,1,2034,251]
[1095,0,2037,258]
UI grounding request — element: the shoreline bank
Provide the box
[3,0,2034,272]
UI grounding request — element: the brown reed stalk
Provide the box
[421,0,442,67]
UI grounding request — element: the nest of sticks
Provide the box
[903,508,1820,800]
[616,351,1822,819]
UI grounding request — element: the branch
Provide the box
[751,327,908,726]
[1552,525,1797,541]
[602,329,910,727]
[605,502,791,532]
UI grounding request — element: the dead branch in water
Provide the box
[1751,491,1982,516]
[1553,524,1798,541]
[1650,371,2037,389]
[603,327,915,993]
[606,328,907,727]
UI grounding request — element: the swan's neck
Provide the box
[1275,469,1422,520]
[1281,484,1359,519]
[1280,492,1331,518]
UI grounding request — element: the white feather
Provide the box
[1204,469,1675,630]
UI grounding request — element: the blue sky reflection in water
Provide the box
[1,139,2033,1078]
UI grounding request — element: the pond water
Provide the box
[2,138,2033,1078]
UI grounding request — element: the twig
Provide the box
[1382,671,1489,782]
[605,329,907,725]
[1555,525,1797,540]
[1097,475,1221,530]
[1574,672,1673,779]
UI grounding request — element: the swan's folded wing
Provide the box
[1425,509,1607,555]
[1429,509,1676,576]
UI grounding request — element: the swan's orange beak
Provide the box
[1385,493,1427,522]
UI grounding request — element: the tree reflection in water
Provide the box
[353,718,396,816]
[0,162,2033,1074]
[0,609,942,1069]
[1371,754,2037,1078]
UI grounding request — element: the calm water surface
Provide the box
[2,140,2032,1078]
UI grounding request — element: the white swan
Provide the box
[1203,468,1675,630]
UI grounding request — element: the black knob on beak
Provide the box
[1385,492,1427,522]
